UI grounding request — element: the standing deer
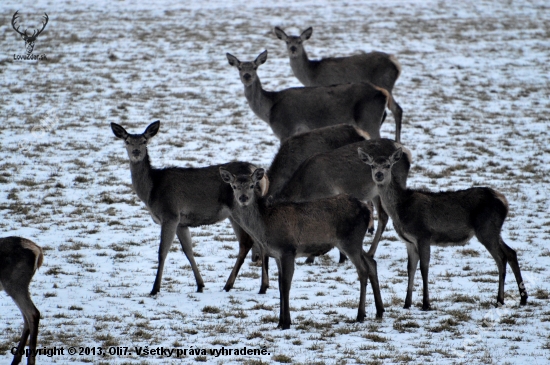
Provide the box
[1,237,43,365]
[260,124,373,265]
[274,138,411,259]
[111,121,268,294]
[220,167,384,329]
[358,148,528,309]
[227,51,392,142]
[274,26,403,142]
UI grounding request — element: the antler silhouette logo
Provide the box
[11,11,49,56]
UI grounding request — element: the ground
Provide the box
[0,0,549,364]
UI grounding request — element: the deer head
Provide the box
[12,11,49,56]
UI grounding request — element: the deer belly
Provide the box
[432,231,475,247]
[296,243,334,258]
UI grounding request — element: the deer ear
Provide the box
[252,168,265,183]
[255,50,268,66]
[358,147,374,165]
[301,27,313,40]
[226,53,240,67]
[274,27,288,41]
[144,121,160,139]
[219,168,235,184]
[111,123,128,139]
[390,148,402,164]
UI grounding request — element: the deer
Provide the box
[219,167,384,329]
[227,50,394,143]
[11,11,49,56]
[274,26,403,142]
[256,124,373,265]
[273,138,411,260]
[358,148,529,310]
[1,237,43,365]
[111,121,270,295]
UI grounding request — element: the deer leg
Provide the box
[304,255,315,264]
[363,253,384,318]
[279,253,295,330]
[259,253,270,295]
[275,259,283,328]
[341,244,368,322]
[366,196,388,257]
[176,224,205,293]
[499,237,528,305]
[404,242,419,309]
[418,241,431,310]
[389,98,403,143]
[7,287,40,365]
[223,218,255,292]
[477,230,509,306]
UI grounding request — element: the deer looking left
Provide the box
[111,121,267,295]
[1,237,43,365]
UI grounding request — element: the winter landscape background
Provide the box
[0,0,549,363]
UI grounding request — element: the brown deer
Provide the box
[274,26,403,142]
[1,237,43,365]
[358,148,528,309]
[111,121,267,295]
[220,167,384,330]
[274,138,411,259]
[227,51,393,142]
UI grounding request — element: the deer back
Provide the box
[276,138,410,202]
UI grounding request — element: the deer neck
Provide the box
[129,153,154,204]
[244,77,273,123]
[376,178,408,223]
[289,49,316,86]
[231,196,269,247]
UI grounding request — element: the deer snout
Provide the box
[132,149,141,157]
[243,73,252,82]
[238,195,249,204]
[289,45,297,53]
[374,171,385,182]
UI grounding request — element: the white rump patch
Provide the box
[21,238,44,272]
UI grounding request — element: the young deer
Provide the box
[263,124,373,265]
[1,237,43,365]
[227,51,393,142]
[111,121,267,294]
[358,148,528,309]
[220,167,384,329]
[274,138,411,259]
[274,26,403,142]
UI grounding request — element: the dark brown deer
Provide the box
[111,121,268,295]
[358,148,528,309]
[220,167,384,329]
[1,237,43,365]
[260,124,373,265]
[274,138,411,259]
[227,51,393,142]
[274,26,403,142]
[11,11,48,56]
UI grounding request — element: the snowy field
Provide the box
[1,0,549,363]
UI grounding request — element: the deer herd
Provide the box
[3,26,528,363]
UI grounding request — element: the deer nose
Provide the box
[290,46,297,53]
[243,73,251,81]
[132,149,140,157]
[375,172,384,181]
[239,195,249,203]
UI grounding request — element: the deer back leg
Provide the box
[176,224,205,293]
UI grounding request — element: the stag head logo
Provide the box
[12,11,49,56]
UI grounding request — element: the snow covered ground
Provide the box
[1,0,549,363]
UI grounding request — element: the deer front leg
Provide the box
[279,253,295,330]
[224,218,254,292]
[404,242,419,309]
[176,224,205,293]
[150,219,179,295]
[366,196,388,258]
[418,241,431,310]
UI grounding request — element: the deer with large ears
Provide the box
[220,167,384,329]
[274,26,403,142]
[1,237,43,365]
[111,121,269,295]
[226,50,394,142]
[358,147,528,310]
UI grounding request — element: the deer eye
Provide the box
[250,185,255,189]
